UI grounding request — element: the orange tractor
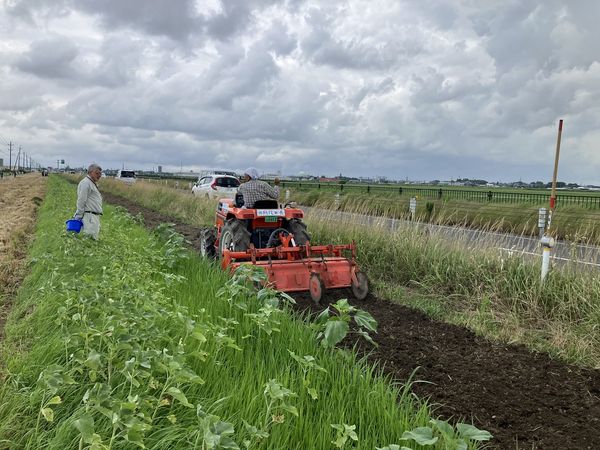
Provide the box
[200,197,369,303]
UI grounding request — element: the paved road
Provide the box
[303,207,600,271]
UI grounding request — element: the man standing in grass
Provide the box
[74,164,103,239]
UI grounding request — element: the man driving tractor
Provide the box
[237,167,280,207]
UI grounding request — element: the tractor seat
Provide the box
[252,199,279,209]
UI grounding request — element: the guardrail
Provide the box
[277,181,600,208]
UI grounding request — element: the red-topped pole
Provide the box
[541,119,563,282]
[549,119,563,213]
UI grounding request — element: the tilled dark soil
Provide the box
[104,191,600,449]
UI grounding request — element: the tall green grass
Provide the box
[0,176,487,449]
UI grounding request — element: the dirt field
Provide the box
[102,191,600,449]
[0,173,47,340]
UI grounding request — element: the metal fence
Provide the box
[278,182,600,208]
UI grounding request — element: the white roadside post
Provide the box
[538,208,547,237]
[285,189,290,202]
[334,193,340,209]
[541,119,563,283]
[540,236,555,281]
[409,197,417,221]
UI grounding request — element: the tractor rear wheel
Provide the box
[286,218,311,246]
[351,272,369,300]
[200,227,217,259]
[218,219,251,256]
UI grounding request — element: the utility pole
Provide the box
[14,148,20,171]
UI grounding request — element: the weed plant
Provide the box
[0,176,490,449]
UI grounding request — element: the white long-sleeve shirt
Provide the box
[75,176,103,218]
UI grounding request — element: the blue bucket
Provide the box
[66,219,83,233]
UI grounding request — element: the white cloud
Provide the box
[0,0,598,183]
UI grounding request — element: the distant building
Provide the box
[157,165,162,173]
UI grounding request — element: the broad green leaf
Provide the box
[430,419,454,438]
[279,404,298,417]
[126,428,146,449]
[315,307,330,325]
[192,329,207,343]
[344,424,358,441]
[41,407,54,422]
[456,423,493,441]
[85,350,102,370]
[120,401,137,411]
[353,310,378,332]
[46,396,62,405]
[74,414,95,441]
[212,421,235,436]
[456,439,468,450]
[323,320,349,347]
[333,298,353,313]
[332,435,346,448]
[217,436,240,449]
[167,387,193,408]
[401,427,439,445]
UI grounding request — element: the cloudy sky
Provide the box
[0,0,598,183]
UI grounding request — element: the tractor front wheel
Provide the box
[218,219,251,257]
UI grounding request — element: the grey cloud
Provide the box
[16,36,79,79]
[76,0,202,42]
[14,33,142,88]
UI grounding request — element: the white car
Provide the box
[115,170,136,185]
[192,174,240,199]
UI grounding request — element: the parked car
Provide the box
[192,174,240,199]
[115,170,136,185]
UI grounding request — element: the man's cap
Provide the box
[244,167,259,180]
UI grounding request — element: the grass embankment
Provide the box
[286,189,600,244]
[0,174,47,352]
[0,176,486,449]
[97,178,600,368]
